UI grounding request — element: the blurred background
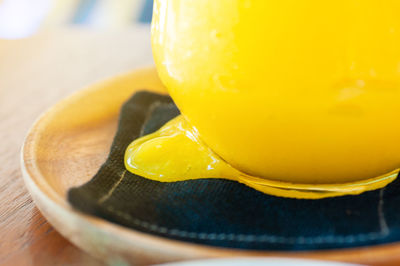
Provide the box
[0,1,159,264]
[0,0,153,39]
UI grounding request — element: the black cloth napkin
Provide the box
[68,91,400,251]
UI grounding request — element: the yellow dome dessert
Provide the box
[126,0,400,198]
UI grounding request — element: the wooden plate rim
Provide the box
[20,67,400,265]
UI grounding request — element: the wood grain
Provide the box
[0,27,153,265]
[21,66,400,266]
[5,26,400,266]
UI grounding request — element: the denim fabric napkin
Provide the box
[68,91,400,250]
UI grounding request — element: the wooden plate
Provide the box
[21,67,400,265]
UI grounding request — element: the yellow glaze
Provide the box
[126,0,400,198]
[126,115,239,182]
[125,115,398,199]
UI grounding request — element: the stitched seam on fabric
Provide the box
[97,170,127,204]
[103,205,387,244]
[378,188,389,235]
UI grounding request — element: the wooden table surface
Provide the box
[0,26,153,265]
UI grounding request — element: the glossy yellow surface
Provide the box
[125,115,239,181]
[126,0,400,197]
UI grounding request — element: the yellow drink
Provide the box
[126,0,400,198]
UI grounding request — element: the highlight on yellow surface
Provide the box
[126,0,400,199]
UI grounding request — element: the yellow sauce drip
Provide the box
[125,115,398,199]
[125,115,239,181]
